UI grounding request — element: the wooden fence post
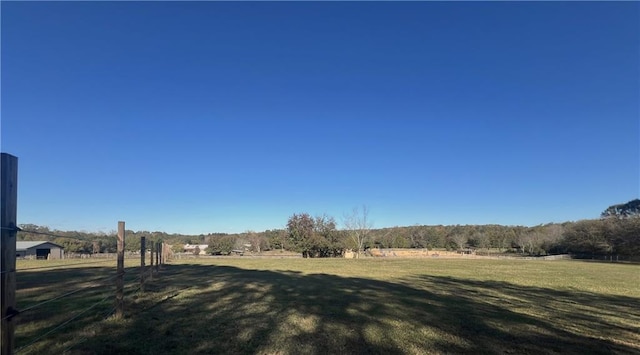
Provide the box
[1,153,18,355]
[149,242,154,279]
[115,221,125,319]
[140,236,146,292]
[155,242,160,272]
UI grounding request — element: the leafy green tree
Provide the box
[313,214,343,257]
[172,244,185,253]
[285,213,343,257]
[265,229,288,252]
[208,235,236,255]
[287,213,316,257]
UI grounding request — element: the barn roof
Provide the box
[16,241,64,251]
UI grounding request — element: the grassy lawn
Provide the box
[12,258,640,354]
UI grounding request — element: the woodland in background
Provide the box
[16,199,640,259]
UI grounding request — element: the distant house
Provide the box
[183,244,209,255]
[17,241,64,259]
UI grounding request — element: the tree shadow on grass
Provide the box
[36,263,640,354]
[14,265,144,354]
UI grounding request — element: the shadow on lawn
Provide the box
[14,265,142,353]
[51,263,640,354]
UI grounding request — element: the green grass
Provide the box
[12,258,640,354]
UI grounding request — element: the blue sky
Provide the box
[2,2,638,235]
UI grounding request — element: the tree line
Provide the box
[16,224,216,254]
[17,200,640,259]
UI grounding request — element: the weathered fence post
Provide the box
[140,236,146,291]
[115,221,125,319]
[155,242,160,272]
[149,242,154,279]
[1,153,18,355]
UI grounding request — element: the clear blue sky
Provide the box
[2,2,638,235]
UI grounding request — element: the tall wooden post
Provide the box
[140,236,146,291]
[1,153,18,355]
[149,242,154,279]
[115,221,125,319]
[155,242,160,272]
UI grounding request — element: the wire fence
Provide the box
[0,154,178,354]
[15,293,113,354]
[0,275,114,322]
[16,259,115,272]
[4,230,172,354]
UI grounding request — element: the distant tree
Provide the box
[343,206,372,259]
[234,237,249,253]
[172,244,184,253]
[449,233,468,251]
[92,240,101,254]
[265,229,288,252]
[408,225,428,249]
[523,229,545,256]
[287,213,315,257]
[285,213,343,257]
[512,229,531,255]
[470,232,491,255]
[208,235,235,255]
[246,231,264,253]
[424,226,447,249]
[601,199,640,219]
[562,220,612,257]
[314,214,343,257]
[538,224,565,255]
[53,237,91,254]
[376,228,395,248]
[193,246,201,256]
[611,217,640,256]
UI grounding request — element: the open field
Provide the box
[12,258,640,354]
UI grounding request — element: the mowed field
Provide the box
[13,258,640,354]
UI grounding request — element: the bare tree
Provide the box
[472,232,491,255]
[449,234,468,252]
[513,231,528,254]
[343,205,373,258]
[246,230,264,253]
